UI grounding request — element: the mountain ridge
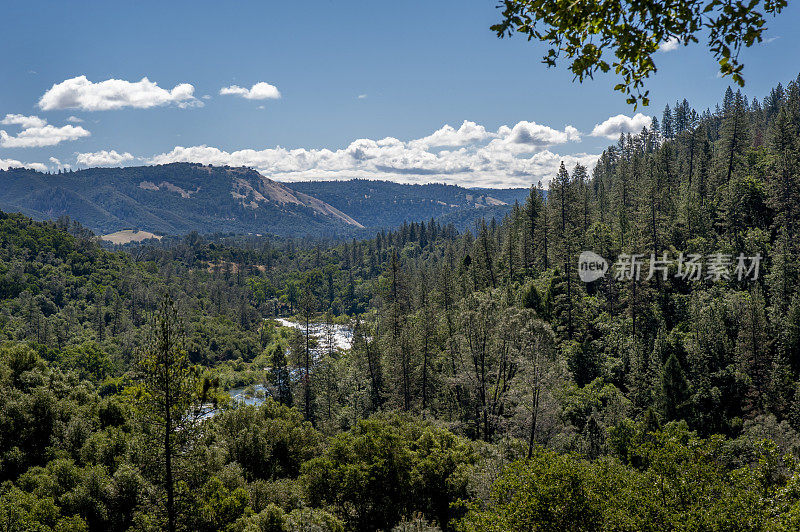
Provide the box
[0,163,363,237]
[285,178,530,229]
[0,164,533,237]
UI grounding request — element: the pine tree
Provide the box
[524,184,545,270]
[661,353,689,421]
[384,251,413,410]
[715,89,750,189]
[502,202,523,282]
[299,277,318,422]
[475,220,497,289]
[674,99,693,135]
[353,317,383,412]
[765,94,800,311]
[415,270,438,412]
[137,295,208,532]
[662,104,674,140]
[735,288,770,415]
[573,163,592,238]
[269,342,292,406]
[547,163,580,339]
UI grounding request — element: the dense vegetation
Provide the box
[3,75,800,531]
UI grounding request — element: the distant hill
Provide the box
[286,179,531,229]
[0,163,362,237]
[0,164,536,237]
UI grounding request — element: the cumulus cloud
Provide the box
[145,118,596,188]
[1,114,47,128]
[67,115,83,123]
[38,76,201,111]
[0,158,48,172]
[409,120,579,153]
[0,125,90,148]
[485,122,581,154]
[76,150,135,167]
[590,113,653,140]
[358,94,367,99]
[410,120,493,149]
[659,37,680,52]
[219,82,281,100]
[0,115,90,148]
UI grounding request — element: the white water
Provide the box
[197,383,270,421]
[273,318,353,352]
[228,384,270,406]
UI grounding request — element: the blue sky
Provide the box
[1,0,798,187]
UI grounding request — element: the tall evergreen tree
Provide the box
[662,353,689,421]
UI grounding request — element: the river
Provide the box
[201,318,354,417]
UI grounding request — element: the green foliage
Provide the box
[59,342,111,381]
[302,416,475,531]
[459,425,786,531]
[301,417,414,530]
[215,400,322,481]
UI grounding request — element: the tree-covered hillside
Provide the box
[286,179,529,229]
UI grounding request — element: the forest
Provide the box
[2,75,800,531]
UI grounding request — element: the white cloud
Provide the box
[145,118,596,188]
[1,114,48,128]
[485,122,581,154]
[0,158,48,172]
[67,115,84,123]
[0,115,90,148]
[38,75,201,111]
[409,120,579,152]
[48,157,71,171]
[358,94,367,99]
[410,120,493,149]
[219,82,281,100]
[590,113,653,140]
[659,37,680,52]
[27,162,49,172]
[76,150,135,167]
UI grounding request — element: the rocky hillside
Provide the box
[0,163,363,237]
